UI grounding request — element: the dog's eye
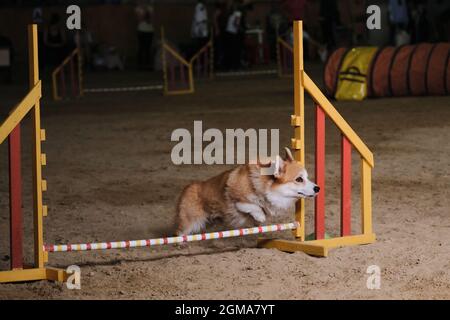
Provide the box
[296,177,304,183]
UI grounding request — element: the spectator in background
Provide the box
[135,0,154,70]
[238,2,253,68]
[213,0,227,70]
[388,0,410,45]
[191,0,209,53]
[44,13,67,66]
[224,2,243,70]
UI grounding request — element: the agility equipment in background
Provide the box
[52,46,83,101]
[161,27,194,95]
[0,21,375,284]
[190,38,214,80]
[325,43,450,100]
[334,47,378,101]
[51,29,271,98]
[276,36,293,77]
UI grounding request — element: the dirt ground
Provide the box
[0,64,449,299]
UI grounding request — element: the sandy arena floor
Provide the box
[0,66,449,299]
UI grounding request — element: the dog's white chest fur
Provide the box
[265,188,296,211]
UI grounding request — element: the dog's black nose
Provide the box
[314,186,320,193]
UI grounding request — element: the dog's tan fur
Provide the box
[175,148,319,235]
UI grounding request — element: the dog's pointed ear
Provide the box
[284,147,294,162]
[273,155,285,178]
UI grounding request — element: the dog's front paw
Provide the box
[236,203,267,224]
[250,211,266,224]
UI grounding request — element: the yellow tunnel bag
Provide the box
[335,47,378,101]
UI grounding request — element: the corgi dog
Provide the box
[175,148,320,235]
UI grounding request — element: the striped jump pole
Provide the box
[44,222,299,253]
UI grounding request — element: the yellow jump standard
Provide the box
[257,21,375,256]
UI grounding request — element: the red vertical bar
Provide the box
[315,105,325,240]
[70,57,76,97]
[341,135,352,236]
[9,125,23,270]
[60,66,66,98]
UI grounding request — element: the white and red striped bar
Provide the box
[44,222,299,253]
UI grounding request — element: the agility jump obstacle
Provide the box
[257,21,375,254]
[0,25,66,283]
[53,28,269,97]
[82,32,212,96]
[161,27,195,95]
[44,223,298,253]
[52,45,83,101]
[161,28,215,95]
[52,28,203,97]
[0,21,375,284]
[190,36,214,80]
[276,36,293,77]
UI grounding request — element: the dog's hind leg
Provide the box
[176,183,208,235]
[177,215,207,236]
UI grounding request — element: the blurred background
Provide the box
[1,0,449,85]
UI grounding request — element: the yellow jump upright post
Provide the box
[0,25,67,283]
[292,21,305,241]
[258,21,376,257]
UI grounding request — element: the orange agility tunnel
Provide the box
[324,43,450,99]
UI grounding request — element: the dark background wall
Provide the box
[0,1,327,63]
[0,1,277,63]
[1,0,421,64]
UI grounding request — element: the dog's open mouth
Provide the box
[298,192,316,198]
